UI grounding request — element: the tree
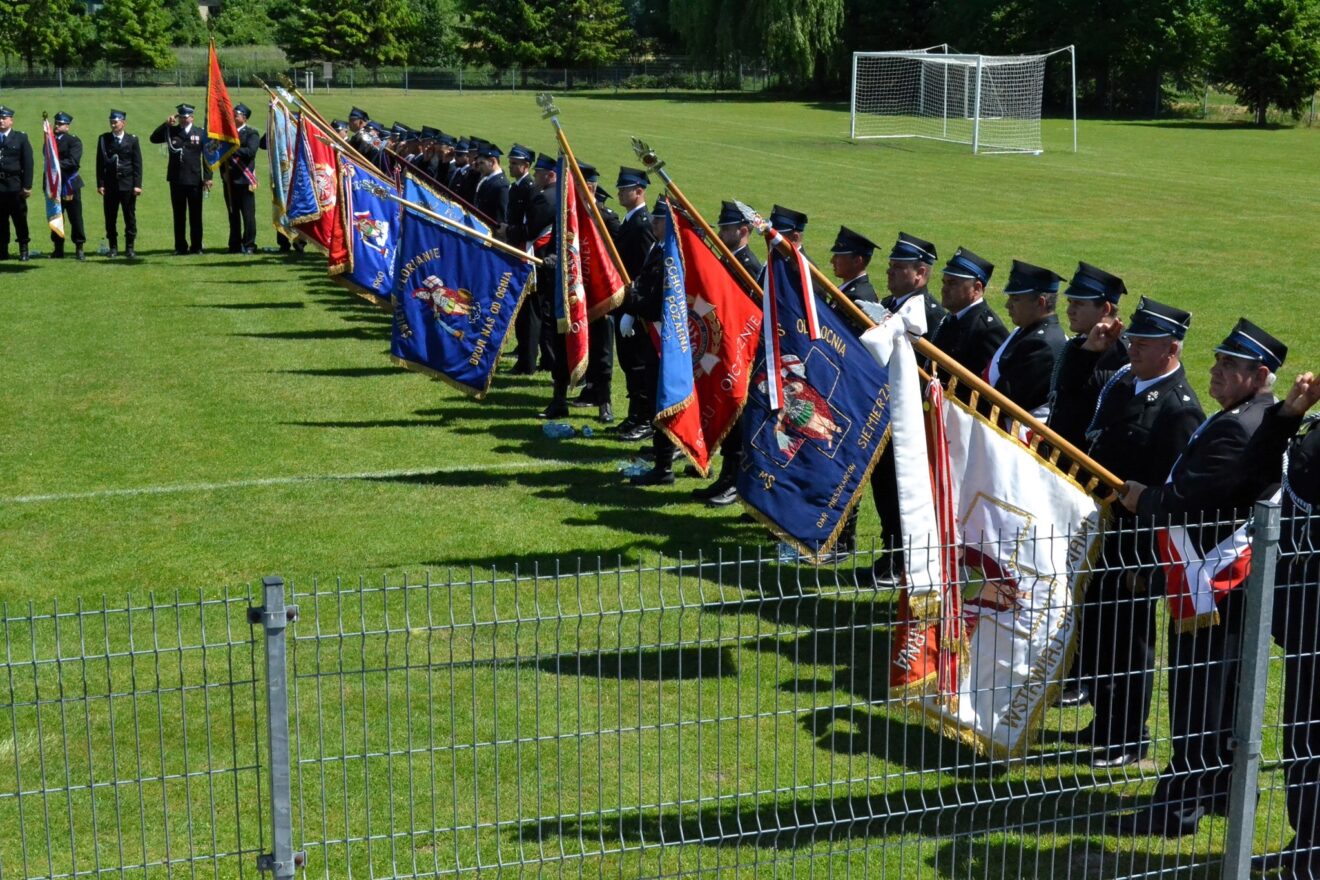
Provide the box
[460,0,547,68]
[211,0,276,46]
[97,0,175,69]
[165,0,208,46]
[401,0,461,66]
[541,0,630,67]
[667,0,844,85]
[1212,0,1320,123]
[2,0,99,70]
[270,0,368,63]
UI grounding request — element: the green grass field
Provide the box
[2,86,1317,598]
[0,87,1316,879]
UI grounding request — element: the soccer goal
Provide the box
[850,46,1077,155]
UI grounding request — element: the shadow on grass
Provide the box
[531,645,739,681]
[192,300,306,310]
[1112,118,1292,131]
[519,784,1149,858]
[234,327,385,341]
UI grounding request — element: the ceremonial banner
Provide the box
[287,116,348,274]
[401,173,490,237]
[567,167,625,321]
[654,211,702,468]
[736,249,891,561]
[203,43,240,170]
[876,370,1103,758]
[265,98,297,240]
[389,208,535,398]
[654,210,762,475]
[41,116,63,238]
[339,155,400,307]
[554,155,589,386]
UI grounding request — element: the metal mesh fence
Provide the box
[0,589,267,880]
[1,504,1317,879]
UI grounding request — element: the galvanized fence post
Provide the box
[1223,500,1283,878]
[250,576,303,880]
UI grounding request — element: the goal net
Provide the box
[850,48,1075,154]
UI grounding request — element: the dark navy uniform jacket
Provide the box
[990,314,1068,414]
[95,132,143,192]
[932,299,1009,377]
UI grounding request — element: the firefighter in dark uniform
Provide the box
[861,234,951,579]
[1049,262,1129,708]
[472,144,509,226]
[570,162,619,424]
[346,107,372,156]
[828,226,879,304]
[504,144,538,374]
[716,200,762,280]
[1048,263,1131,448]
[931,245,1008,377]
[150,103,212,254]
[521,154,564,417]
[986,260,1068,418]
[1114,317,1288,837]
[51,111,86,260]
[620,196,676,485]
[95,109,142,259]
[1244,372,1320,880]
[614,167,658,441]
[1061,298,1203,770]
[0,106,33,261]
[222,103,260,254]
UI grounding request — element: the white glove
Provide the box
[619,314,636,338]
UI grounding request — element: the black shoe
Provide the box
[51,249,65,259]
[1090,741,1150,769]
[870,555,902,587]
[75,245,85,261]
[228,246,242,254]
[629,467,674,486]
[692,477,734,502]
[539,401,569,420]
[189,247,205,255]
[1109,804,1204,838]
[19,247,30,262]
[570,389,594,408]
[0,249,9,261]
[125,247,136,258]
[173,248,188,256]
[1057,685,1090,708]
[613,416,637,434]
[598,402,614,423]
[106,247,118,258]
[707,484,739,507]
[619,423,654,442]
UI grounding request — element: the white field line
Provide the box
[2,459,614,505]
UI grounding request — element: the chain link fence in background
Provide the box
[1,501,1313,879]
[0,63,776,96]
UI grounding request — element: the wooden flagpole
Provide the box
[378,190,543,265]
[537,94,631,285]
[630,138,762,300]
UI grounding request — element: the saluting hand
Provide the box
[1281,372,1320,418]
[1082,316,1124,353]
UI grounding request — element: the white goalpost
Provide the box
[850,46,1077,155]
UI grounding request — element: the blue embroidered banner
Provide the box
[737,249,893,560]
